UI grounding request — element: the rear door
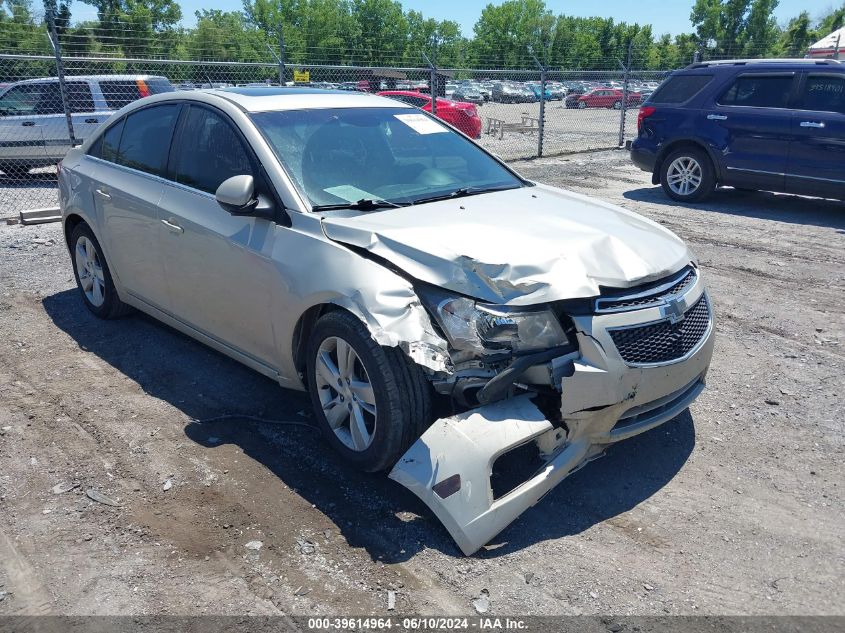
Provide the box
[786,72,845,199]
[88,103,181,309]
[41,81,107,160]
[706,72,797,190]
[67,81,109,147]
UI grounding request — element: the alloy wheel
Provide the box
[314,336,377,452]
[75,235,106,307]
[666,156,703,197]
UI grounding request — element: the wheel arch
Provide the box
[653,139,721,185]
[291,302,346,379]
[63,212,87,250]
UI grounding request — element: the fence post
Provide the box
[529,48,546,158]
[618,41,633,147]
[422,51,436,115]
[46,8,76,147]
[278,25,286,85]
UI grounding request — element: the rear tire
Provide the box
[613,100,622,110]
[69,222,133,319]
[306,310,432,472]
[660,147,716,203]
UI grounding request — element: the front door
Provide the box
[0,83,50,169]
[786,72,845,200]
[157,104,280,367]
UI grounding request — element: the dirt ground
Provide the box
[0,150,842,617]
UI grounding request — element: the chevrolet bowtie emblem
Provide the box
[663,296,685,324]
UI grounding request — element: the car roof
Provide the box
[684,58,843,72]
[202,86,415,112]
[10,75,168,84]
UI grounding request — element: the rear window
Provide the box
[116,104,180,177]
[717,74,794,109]
[67,82,94,113]
[649,75,713,104]
[99,78,173,110]
[799,74,845,114]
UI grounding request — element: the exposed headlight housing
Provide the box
[421,288,569,355]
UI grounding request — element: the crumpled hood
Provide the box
[321,184,693,305]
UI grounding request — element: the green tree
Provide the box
[743,0,780,55]
[80,0,182,57]
[817,4,845,36]
[776,11,815,56]
[691,0,782,57]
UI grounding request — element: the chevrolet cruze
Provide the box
[59,87,715,554]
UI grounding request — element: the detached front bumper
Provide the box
[390,281,714,555]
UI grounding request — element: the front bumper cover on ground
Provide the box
[389,292,715,555]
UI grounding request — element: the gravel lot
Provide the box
[0,150,842,617]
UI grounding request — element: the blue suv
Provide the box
[631,59,845,202]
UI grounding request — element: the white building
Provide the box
[808,26,845,59]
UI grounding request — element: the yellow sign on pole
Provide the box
[293,69,310,83]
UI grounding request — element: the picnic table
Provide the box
[485,116,540,139]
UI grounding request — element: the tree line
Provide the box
[0,0,843,70]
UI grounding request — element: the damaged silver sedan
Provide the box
[58,87,714,555]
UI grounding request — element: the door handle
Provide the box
[84,118,99,124]
[799,121,825,129]
[707,114,727,121]
[21,121,35,126]
[161,218,184,234]
[94,188,110,199]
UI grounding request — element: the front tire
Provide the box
[660,147,716,203]
[69,222,133,319]
[577,101,586,109]
[306,310,432,472]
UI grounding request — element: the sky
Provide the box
[66,0,841,36]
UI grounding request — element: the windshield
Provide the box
[250,107,522,209]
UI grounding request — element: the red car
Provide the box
[569,88,642,110]
[377,90,482,139]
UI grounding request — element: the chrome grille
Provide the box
[608,295,711,365]
[596,267,697,313]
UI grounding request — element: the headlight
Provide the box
[432,295,569,354]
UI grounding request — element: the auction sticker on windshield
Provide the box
[394,113,447,134]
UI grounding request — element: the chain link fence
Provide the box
[0,24,677,217]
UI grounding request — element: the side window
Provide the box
[718,75,794,109]
[32,83,63,115]
[0,83,62,115]
[799,75,845,114]
[0,85,34,115]
[99,117,125,162]
[115,104,180,176]
[67,82,94,113]
[650,75,714,104]
[100,81,140,110]
[172,106,253,194]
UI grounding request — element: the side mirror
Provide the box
[215,175,257,215]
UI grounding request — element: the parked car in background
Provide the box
[58,86,714,555]
[527,84,560,101]
[451,87,485,105]
[568,88,642,109]
[377,90,482,138]
[491,83,528,103]
[0,75,173,175]
[632,58,845,202]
